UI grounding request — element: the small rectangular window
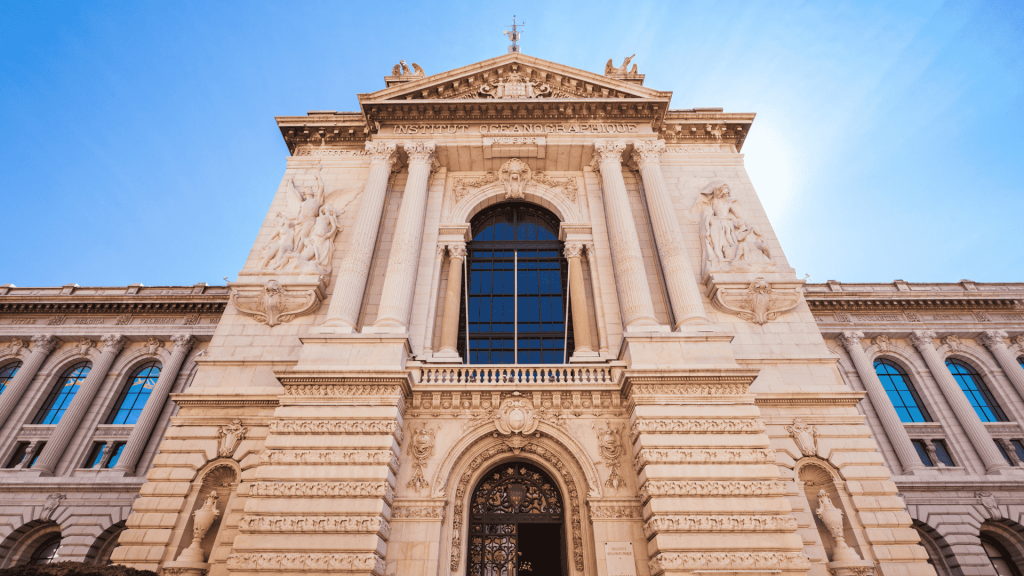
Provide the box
[994,440,1013,464]
[912,440,933,466]
[84,442,106,469]
[932,440,955,467]
[1011,439,1024,463]
[28,442,45,468]
[5,442,30,468]
[105,443,125,469]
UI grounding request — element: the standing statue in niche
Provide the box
[688,180,775,279]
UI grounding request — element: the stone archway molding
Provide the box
[450,178,583,226]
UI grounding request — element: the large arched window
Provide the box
[106,361,160,425]
[458,203,572,364]
[946,360,1007,422]
[30,535,62,565]
[981,533,1022,576]
[0,362,20,395]
[874,359,931,422]
[34,362,91,425]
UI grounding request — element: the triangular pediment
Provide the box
[359,53,671,103]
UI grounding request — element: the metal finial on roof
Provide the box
[504,16,523,54]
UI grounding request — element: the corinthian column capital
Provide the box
[979,330,1009,350]
[29,334,59,354]
[404,141,437,166]
[591,140,628,171]
[909,330,938,350]
[563,243,584,259]
[100,334,126,354]
[630,139,667,168]
[170,333,196,352]
[447,242,467,260]
[837,331,864,350]
[366,141,399,169]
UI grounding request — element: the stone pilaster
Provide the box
[979,330,1024,406]
[628,375,810,576]
[909,330,1012,474]
[584,243,610,355]
[564,242,597,358]
[591,140,661,331]
[321,141,399,332]
[114,334,195,474]
[0,334,58,427]
[435,243,466,359]
[631,140,708,328]
[837,331,926,475]
[34,334,125,475]
[371,141,437,332]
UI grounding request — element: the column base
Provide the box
[569,348,601,362]
[363,322,408,334]
[623,322,671,333]
[429,348,463,363]
[312,321,358,334]
[163,560,210,576]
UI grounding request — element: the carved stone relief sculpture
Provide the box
[218,420,249,458]
[498,158,532,200]
[710,278,801,325]
[391,61,425,77]
[40,493,65,521]
[815,490,874,575]
[604,55,637,75]
[479,71,551,99]
[230,280,321,327]
[406,425,435,492]
[786,419,818,457]
[977,491,1002,520]
[596,420,626,491]
[688,181,775,279]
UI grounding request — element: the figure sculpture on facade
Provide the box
[605,55,637,75]
[40,493,65,521]
[391,61,425,77]
[688,181,775,279]
[499,158,532,199]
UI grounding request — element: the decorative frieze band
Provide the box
[638,480,787,502]
[248,481,395,504]
[648,552,810,574]
[226,553,385,574]
[628,383,750,396]
[589,506,643,520]
[643,515,798,537]
[391,506,445,519]
[630,419,764,442]
[269,420,404,443]
[281,384,407,397]
[258,450,400,473]
[633,449,776,472]
[237,515,390,538]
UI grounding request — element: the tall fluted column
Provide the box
[564,243,596,358]
[591,140,660,331]
[838,331,925,475]
[0,335,58,428]
[34,334,125,475]
[372,141,437,332]
[584,243,609,355]
[631,140,708,328]
[910,330,1011,474]
[321,141,399,332]
[436,243,466,359]
[114,334,194,474]
[979,330,1024,404]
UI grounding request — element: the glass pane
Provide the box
[0,362,20,396]
[912,440,933,466]
[946,361,1007,422]
[36,363,91,425]
[875,360,930,423]
[109,363,160,425]
[933,441,955,466]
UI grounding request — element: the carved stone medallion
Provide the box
[230,280,321,327]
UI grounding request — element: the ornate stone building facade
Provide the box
[1,54,1021,575]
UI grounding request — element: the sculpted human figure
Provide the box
[688,181,775,277]
[295,204,342,274]
[286,162,325,245]
[258,212,297,271]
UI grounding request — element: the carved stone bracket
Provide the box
[230,279,324,327]
[706,276,803,325]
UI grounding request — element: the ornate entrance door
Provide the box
[468,462,567,576]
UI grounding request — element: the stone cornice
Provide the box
[0,284,229,315]
[660,110,755,151]
[171,394,281,408]
[753,391,865,407]
[806,295,1021,311]
[275,112,369,155]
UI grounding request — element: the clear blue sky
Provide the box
[1,1,1021,287]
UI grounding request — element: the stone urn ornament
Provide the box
[815,490,874,575]
[178,491,221,563]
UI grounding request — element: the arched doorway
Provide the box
[458,202,573,364]
[468,462,567,576]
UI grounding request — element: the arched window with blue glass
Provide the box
[34,361,91,425]
[107,361,160,425]
[458,203,573,364]
[946,359,1007,422]
[874,359,931,422]
[0,362,21,396]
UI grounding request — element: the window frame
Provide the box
[873,358,932,423]
[33,361,92,425]
[945,359,1008,422]
[105,361,161,425]
[0,361,21,396]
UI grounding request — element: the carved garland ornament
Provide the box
[237,515,390,538]
[596,421,626,491]
[644,515,798,537]
[634,449,776,473]
[639,480,787,502]
[649,552,810,574]
[407,425,437,492]
[450,442,585,573]
[231,280,320,327]
[247,481,394,503]
[711,277,801,325]
[226,553,384,574]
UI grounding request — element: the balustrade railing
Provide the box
[420,364,619,385]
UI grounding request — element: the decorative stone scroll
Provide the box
[687,181,775,279]
[644,515,797,537]
[633,449,776,473]
[596,421,626,491]
[258,450,400,473]
[639,480,787,502]
[218,420,249,459]
[226,553,385,574]
[452,172,498,203]
[786,419,818,457]
[630,419,765,442]
[649,552,810,574]
[710,277,802,325]
[237,515,390,538]
[407,426,436,492]
[230,280,321,327]
[247,481,394,503]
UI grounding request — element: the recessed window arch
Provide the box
[981,532,1022,576]
[106,361,160,425]
[34,361,91,425]
[946,359,1007,422]
[29,534,62,565]
[0,362,20,396]
[874,359,931,423]
[458,202,573,364]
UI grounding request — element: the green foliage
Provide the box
[0,562,156,576]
